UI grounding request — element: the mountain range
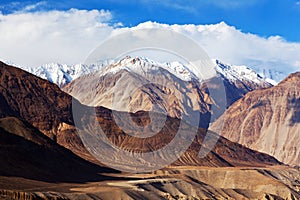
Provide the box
[16,57,274,87]
[4,57,296,167]
[0,60,299,199]
[0,61,279,168]
[62,56,272,128]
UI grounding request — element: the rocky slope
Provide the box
[74,105,280,170]
[1,61,298,200]
[63,56,272,127]
[211,72,300,166]
[0,116,115,182]
[64,66,212,128]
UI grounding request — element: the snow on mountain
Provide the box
[62,56,274,128]
[9,56,275,88]
[100,56,198,82]
[18,61,113,87]
[100,56,274,88]
[214,60,267,85]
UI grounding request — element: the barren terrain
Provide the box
[1,166,299,200]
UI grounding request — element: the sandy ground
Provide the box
[0,165,299,200]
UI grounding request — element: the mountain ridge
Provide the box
[12,57,274,88]
[211,71,300,166]
[62,56,272,127]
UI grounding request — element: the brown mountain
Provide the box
[74,105,280,170]
[63,57,271,128]
[63,62,213,128]
[0,116,116,182]
[211,72,300,166]
[0,61,94,161]
[0,61,280,170]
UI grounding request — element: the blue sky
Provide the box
[1,0,300,42]
[0,0,300,80]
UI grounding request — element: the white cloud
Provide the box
[0,9,300,81]
[128,21,300,79]
[0,9,113,67]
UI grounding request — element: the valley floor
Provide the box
[0,165,299,200]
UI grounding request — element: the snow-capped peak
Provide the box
[213,59,272,85]
[100,56,198,81]
[16,62,110,87]
[20,63,87,87]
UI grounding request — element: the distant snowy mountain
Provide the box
[17,61,114,87]
[63,56,218,127]
[214,60,267,85]
[19,63,96,87]
[98,56,198,82]
[10,57,276,89]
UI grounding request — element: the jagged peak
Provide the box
[213,59,271,85]
[101,55,197,82]
[6,56,276,88]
